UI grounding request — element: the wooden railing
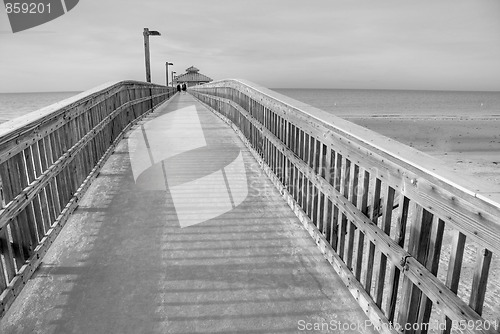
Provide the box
[0,81,176,317]
[190,79,500,334]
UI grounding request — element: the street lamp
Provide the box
[172,71,176,87]
[143,28,161,83]
[166,62,173,87]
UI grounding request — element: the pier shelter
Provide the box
[174,66,212,87]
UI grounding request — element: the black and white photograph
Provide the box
[0,1,499,333]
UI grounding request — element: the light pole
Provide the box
[143,28,161,83]
[172,71,176,87]
[166,62,173,86]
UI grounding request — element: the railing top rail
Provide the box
[192,79,500,211]
[0,80,166,139]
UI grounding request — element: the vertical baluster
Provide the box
[355,169,370,281]
[322,148,333,240]
[338,158,351,261]
[0,226,16,284]
[468,247,492,316]
[416,218,445,333]
[365,177,381,294]
[386,195,410,322]
[346,164,359,270]
[331,152,342,251]
[303,134,310,214]
[375,186,396,308]
[310,138,318,222]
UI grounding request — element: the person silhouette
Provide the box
[182,83,187,94]
[176,84,181,93]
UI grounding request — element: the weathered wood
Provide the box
[365,177,381,295]
[0,228,15,284]
[375,185,395,308]
[192,84,500,334]
[386,195,410,322]
[469,247,492,315]
[208,102,399,334]
[442,231,466,334]
[0,81,174,319]
[197,81,500,252]
[355,170,368,276]
[416,218,445,334]
[346,164,359,270]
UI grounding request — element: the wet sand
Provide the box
[347,117,500,186]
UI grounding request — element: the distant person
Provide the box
[182,83,187,94]
[176,84,181,93]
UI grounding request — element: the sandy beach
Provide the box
[347,116,500,186]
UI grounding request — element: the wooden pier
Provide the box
[0,79,499,333]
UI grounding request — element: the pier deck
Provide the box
[0,94,376,333]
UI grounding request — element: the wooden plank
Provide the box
[346,164,360,270]
[0,227,16,284]
[196,92,498,333]
[375,186,396,309]
[468,248,492,315]
[442,231,466,334]
[0,239,8,291]
[355,170,370,281]
[365,177,381,295]
[205,86,500,253]
[322,148,333,239]
[338,157,350,260]
[386,195,410,322]
[416,218,445,334]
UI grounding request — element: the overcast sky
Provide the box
[1,0,500,92]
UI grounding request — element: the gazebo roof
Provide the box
[176,65,212,83]
[176,72,212,83]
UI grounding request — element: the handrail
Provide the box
[190,79,500,334]
[0,81,176,317]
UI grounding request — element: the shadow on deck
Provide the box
[0,94,376,333]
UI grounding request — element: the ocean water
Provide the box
[2,89,500,124]
[272,88,500,118]
[0,92,80,124]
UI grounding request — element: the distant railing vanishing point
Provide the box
[0,81,176,317]
[190,79,500,334]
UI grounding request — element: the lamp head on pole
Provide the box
[144,28,161,36]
